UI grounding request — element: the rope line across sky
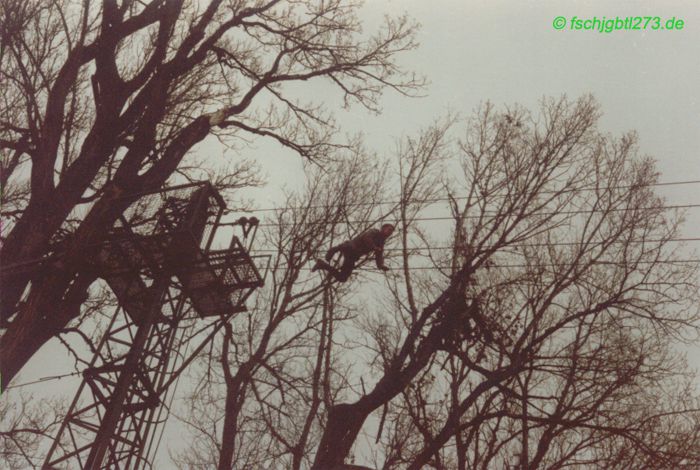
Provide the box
[227,178,700,214]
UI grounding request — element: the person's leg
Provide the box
[335,255,356,282]
[312,259,349,282]
[312,259,334,273]
[313,243,344,273]
[313,245,357,282]
[325,243,345,261]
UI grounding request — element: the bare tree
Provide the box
[173,148,390,469]
[169,97,698,469]
[311,96,700,469]
[0,391,66,470]
[0,0,422,388]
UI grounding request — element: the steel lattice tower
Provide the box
[42,182,265,469]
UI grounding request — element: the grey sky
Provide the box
[243,0,699,213]
[8,1,699,467]
[186,1,700,463]
[218,3,700,464]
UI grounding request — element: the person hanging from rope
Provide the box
[311,223,395,282]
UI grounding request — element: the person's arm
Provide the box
[373,235,389,271]
[374,247,388,270]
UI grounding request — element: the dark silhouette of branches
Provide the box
[310,96,700,469]
[175,97,699,470]
[173,148,390,469]
[0,392,66,470]
[0,0,422,389]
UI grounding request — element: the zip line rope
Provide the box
[248,237,700,254]
[227,179,700,214]
[4,370,83,390]
[252,203,700,227]
[5,179,700,391]
[5,254,699,392]
[292,259,700,271]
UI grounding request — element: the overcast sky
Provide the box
[240,0,700,306]
[245,0,699,210]
[229,1,700,459]
[371,0,700,376]
[12,0,700,466]
[195,1,700,462]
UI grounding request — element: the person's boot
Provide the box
[311,259,328,272]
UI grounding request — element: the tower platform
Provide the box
[43,182,266,469]
[92,182,263,323]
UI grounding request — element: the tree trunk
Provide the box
[0,271,95,389]
[311,275,466,468]
[1,118,211,388]
[312,403,373,470]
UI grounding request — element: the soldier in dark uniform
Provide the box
[312,224,395,282]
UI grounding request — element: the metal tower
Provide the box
[42,182,265,469]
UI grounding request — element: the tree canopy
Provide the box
[0,0,421,388]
